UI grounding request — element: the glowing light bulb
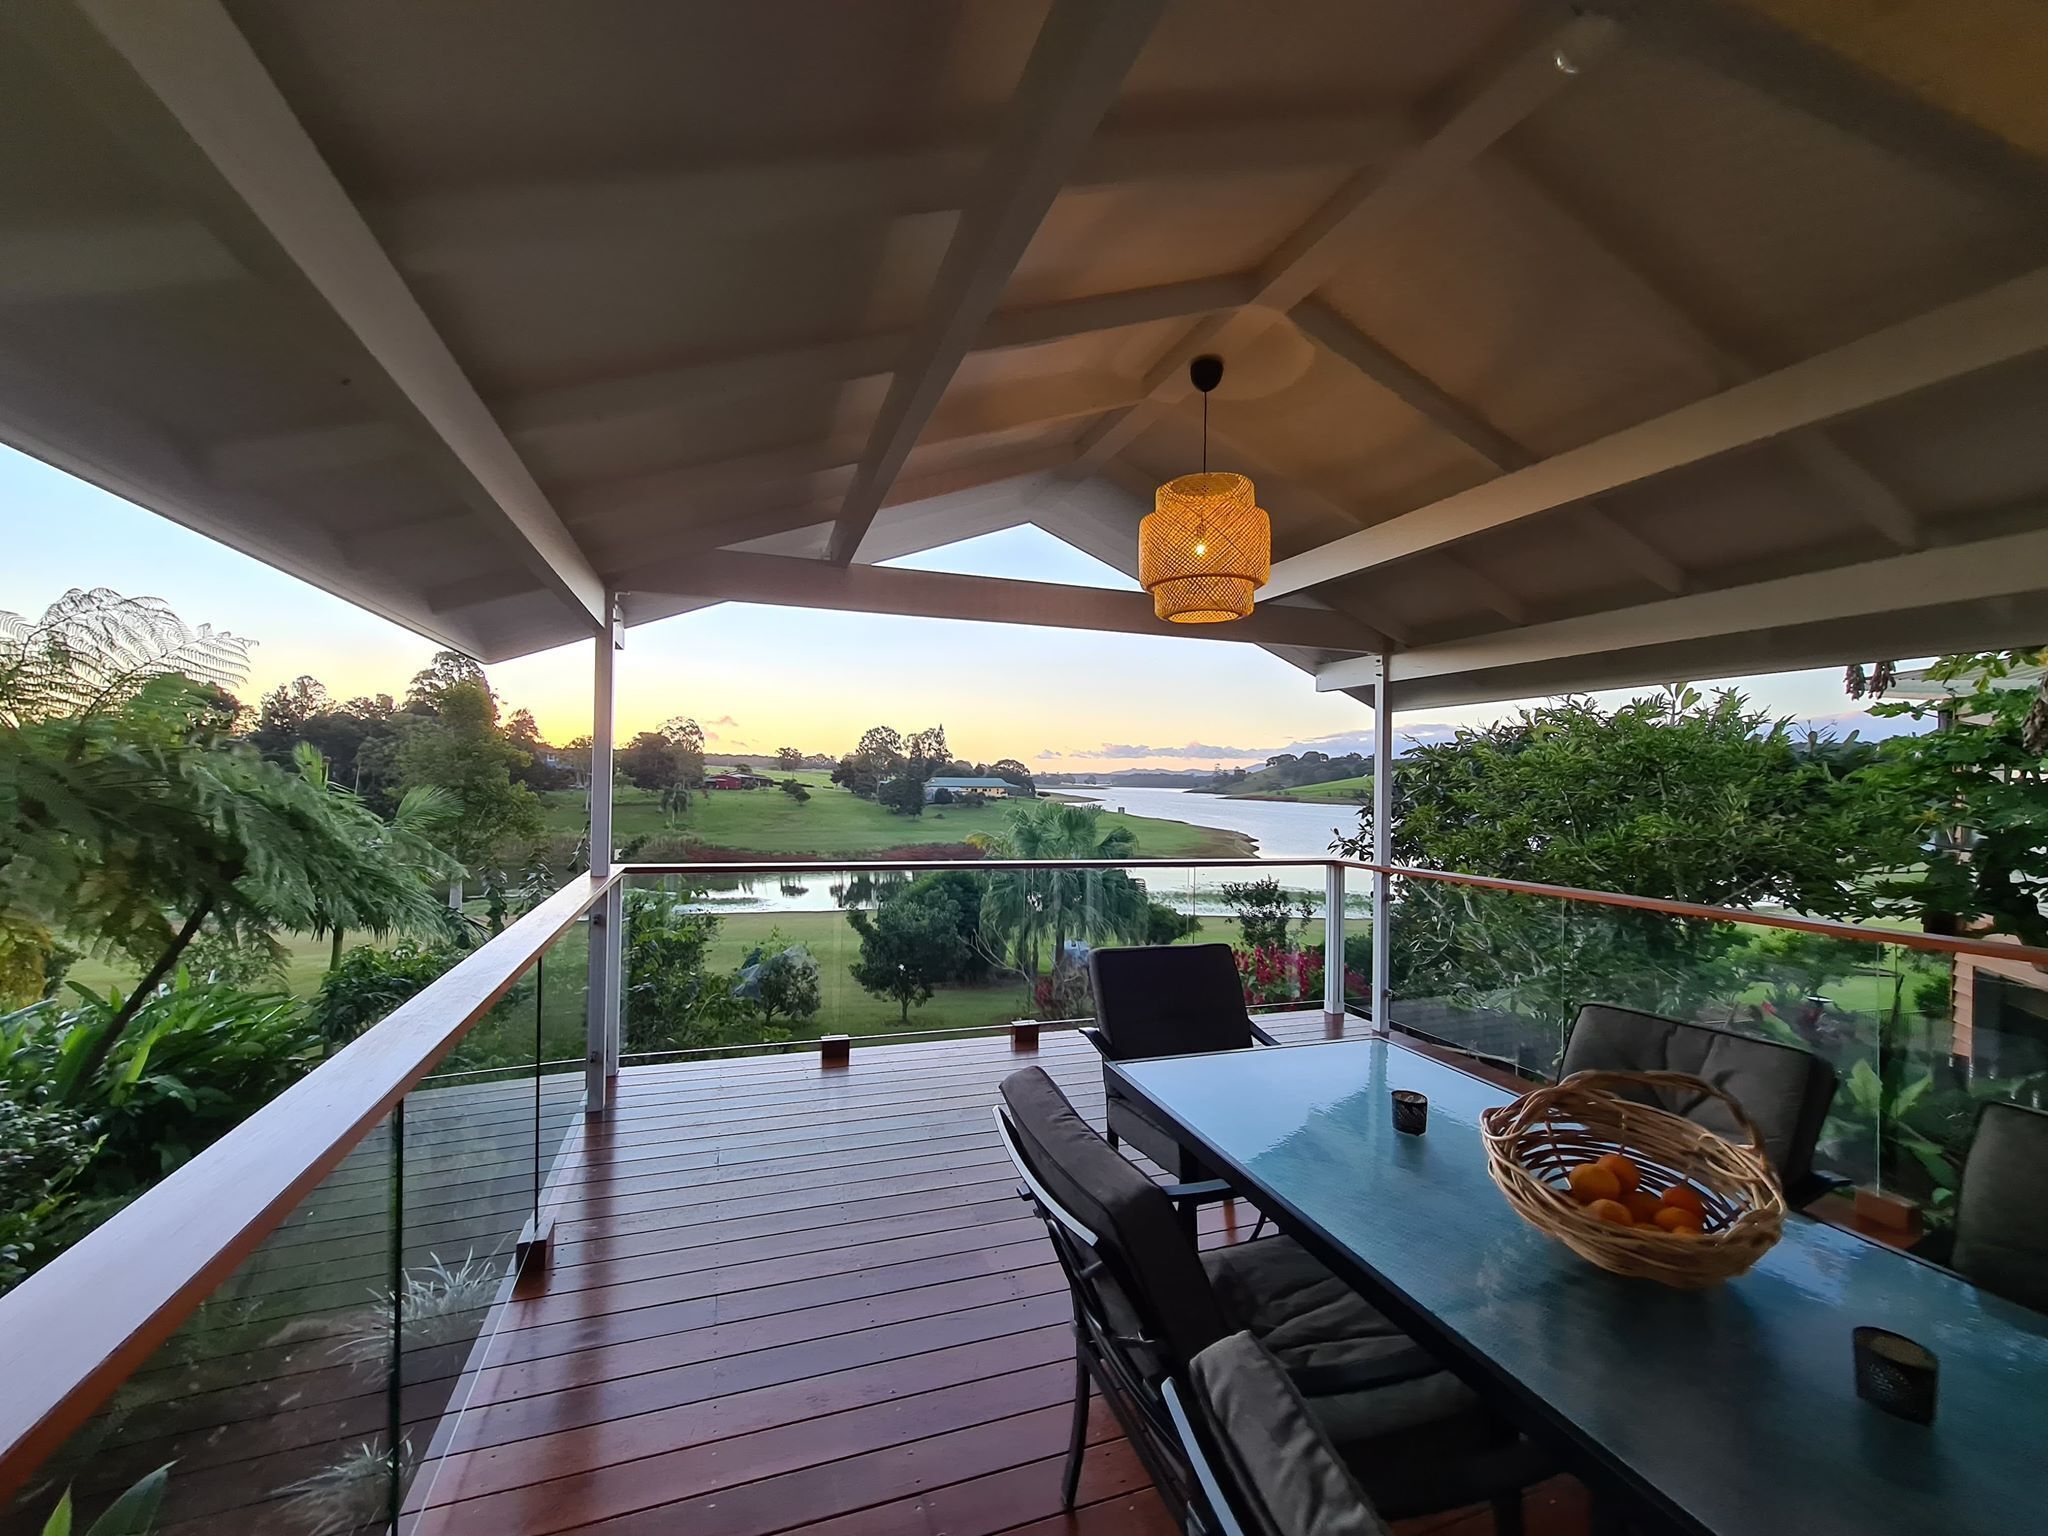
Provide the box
[1194,542,1207,556]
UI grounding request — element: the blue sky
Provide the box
[0,445,1906,770]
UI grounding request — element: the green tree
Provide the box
[848,899,971,1023]
[1857,650,2048,945]
[775,746,803,771]
[975,801,1148,981]
[1336,685,1909,912]
[405,649,487,713]
[396,678,542,906]
[733,932,821,1033]
[2,590,451,1075]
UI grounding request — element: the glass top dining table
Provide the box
[1107,1036,2048,1536]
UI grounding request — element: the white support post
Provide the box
[1370,658,1394,1037]
[585,597,623,1113]
[1322,861,1345,1033]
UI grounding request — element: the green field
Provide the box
[542,781,1254,860]
[1228,774,1373,804]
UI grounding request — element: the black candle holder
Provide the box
[1853,1326,1938,1424]
[1392,1089,1428,1136]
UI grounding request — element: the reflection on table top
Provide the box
[1110,1038,2048,1536]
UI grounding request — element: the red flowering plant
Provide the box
[1233,946,1366,1007]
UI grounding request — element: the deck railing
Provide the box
[3,854,2045,1529]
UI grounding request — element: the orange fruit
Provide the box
[1595,1153,1641,1195]
[1566,1164,1622,1204]
[1659,1184,1707,1219]
[1586,1198,1634,1226]
[1653,1205,1704,1234]
[1623,1191,1664,1224]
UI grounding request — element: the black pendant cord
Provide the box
[1201,390,1208,474]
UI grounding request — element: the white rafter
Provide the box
[1317,526,2048,706]
[64,0,605,626]
[1070,12,1619,474]
[1266,264,2048,599]
[825,0,1165,565]
[627,548,1379,653]
[1288,297,1687,594]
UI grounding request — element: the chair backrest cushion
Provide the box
[1953,1100,2048,1313]
[999,1066,1229,1366]
[1561,1003,1836,1191]
[1088,943,1254,1060]
[1189,1331,1391,1536]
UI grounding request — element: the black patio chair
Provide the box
[1950,1099,2048,1313]
[1083,943,1275,1181]
[1167,1330,1393,1536]
[993,1066,1547,1533]
[1560,1003,1840,1206]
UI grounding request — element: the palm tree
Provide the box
[291,746,465,969]
[974,801,1149,982]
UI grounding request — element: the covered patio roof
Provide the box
[5,0,2047,708]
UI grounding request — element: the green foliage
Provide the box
[848,899,972,1023]
[0,975,319,1290]
[735,931,822,1032]
[975,801,1147,982]
[311,943,457,1049]
[1220,878,1294,952]
[1864,649,2048,945]
[396,680,542,886]
[39,1463,172,1536]
[878,773,926,816]
[1337,685,1913,916]
[0,1087,101,1291]
[622,890,737,1051]
[779,778,811,804]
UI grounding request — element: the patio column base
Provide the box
[1010,1020,1040,1051]
[1323,1011,1347,1038]
[820,1034,852,1067]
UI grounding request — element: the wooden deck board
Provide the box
[388,1014,1580,1536]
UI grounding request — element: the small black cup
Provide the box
[1391,1089,1428,1135]
[1854,1326,1938,1424]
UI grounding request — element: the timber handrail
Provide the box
[1340,860,2048,967]
[0,872,616,1502]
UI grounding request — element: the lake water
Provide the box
[1054,784,1362,861]
[647,784,1363,915]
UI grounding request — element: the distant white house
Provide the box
[923,776,1023,803]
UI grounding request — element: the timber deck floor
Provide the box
[397,1017,1589,1536]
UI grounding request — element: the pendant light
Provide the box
[1138,355,1270,623]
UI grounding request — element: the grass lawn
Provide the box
[540,783,1253,860]
[1228,774,1372,804]
[66,930,352,1002]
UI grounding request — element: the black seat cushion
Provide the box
[1188,1331,1392,1536]
[1953,1100,2048,1313]
[999,1067,1229,1366]
[1561,1003,1836,1192]
[1089,943,1256,1059]
[1204,1237,1480,1444]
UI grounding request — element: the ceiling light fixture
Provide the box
[1138,355,1270,624]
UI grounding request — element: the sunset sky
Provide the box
[2,446,1903,771]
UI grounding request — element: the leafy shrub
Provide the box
[733,934,821,1032]
[0,975,319,1291]
[0,1091,100,1291]
[1144,901,1201,946]
[622,890,735,1051]
[311,943,457,1049]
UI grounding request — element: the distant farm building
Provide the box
[924,776,1024,803]
[705,772,774,790]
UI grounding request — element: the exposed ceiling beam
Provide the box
[561,376,1131,535]
[1474,157,1921,549]
[1318,525,2048,699]
[1288,297,1687,593]
[373,111,1410,274]
[1070,11,1618,473]
[1600,0,2048,210]
[1266,263,2048,598]
[584,451,1076,576]
[826,0,1164,565]
[497,274,1253,444]
[625,548,1379,653]
[55,0,604,627]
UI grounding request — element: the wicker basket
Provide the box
[1480,1069,1786,1289]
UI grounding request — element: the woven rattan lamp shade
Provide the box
[1139,471,1271,622]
